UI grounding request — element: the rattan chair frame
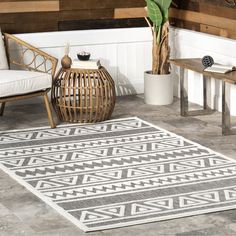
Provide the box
[0,33,58,128]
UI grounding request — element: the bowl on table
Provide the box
[77,52,91,61]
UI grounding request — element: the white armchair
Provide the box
[0,32,58,128]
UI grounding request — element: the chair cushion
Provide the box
[0,29,9,70]
[0,70,52,97]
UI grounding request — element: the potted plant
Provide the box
[144,0,173,105]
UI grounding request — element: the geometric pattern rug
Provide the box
[1,117,236,232]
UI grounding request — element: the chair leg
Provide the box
[43,94,56,128]
[0,102,6,116]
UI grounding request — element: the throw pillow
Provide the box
[0,29,9,70]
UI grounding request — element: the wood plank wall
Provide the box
[1,0,236,42]
[114,0,236,41]
[0,0,146,33]
[169,0,236,40]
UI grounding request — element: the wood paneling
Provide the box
[59,0,145,11]
[1,0,236,41]
[169,0,236,40]
[59,18,146,31]
[114,8,146,19]
[0,0,146,33]
[59,9,114,21]
[113,0,236,41]
[0,1,59,13]
[169,8,236,32]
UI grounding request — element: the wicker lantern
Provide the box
[52,67,116,123]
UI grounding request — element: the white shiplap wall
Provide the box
[15,28,152,96]
[14,27,236,115]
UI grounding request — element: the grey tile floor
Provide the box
[1,95,236,236]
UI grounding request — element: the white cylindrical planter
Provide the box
[144,71,173,105]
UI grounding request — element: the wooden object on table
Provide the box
[170,58,236,135]
[52,66,116,123]
[1,33,58,128]
[61,55,72,69]
[61,43,72,69]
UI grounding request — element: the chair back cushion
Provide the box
[0,29,9,70]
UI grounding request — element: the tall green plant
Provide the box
[145,0,172,75]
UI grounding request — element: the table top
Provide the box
[170,58,236,84]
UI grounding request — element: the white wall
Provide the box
[14,27,236,115]
[15,28,152,96]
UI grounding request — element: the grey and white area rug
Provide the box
[1,117,236,232]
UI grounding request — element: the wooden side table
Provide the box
[51,66,116,123]
[170,58,236,135]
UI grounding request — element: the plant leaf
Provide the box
[146,0,163,28]
[154,0,172,22]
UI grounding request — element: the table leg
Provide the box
[222,81,236,135]
[203,75,208,110]
[180,71,213,116]
[180,67,188,116]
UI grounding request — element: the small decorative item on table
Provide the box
[77,51,91,61]
[52,59,116,123]
[61,43,72,69]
